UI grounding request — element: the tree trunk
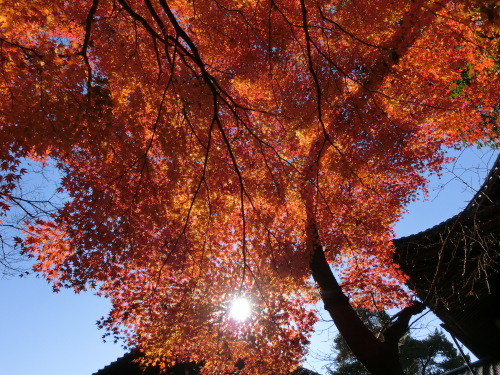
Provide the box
[307,219,423,375]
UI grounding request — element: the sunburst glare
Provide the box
[229,297,251,322]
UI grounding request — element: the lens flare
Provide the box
[229,297,251,321]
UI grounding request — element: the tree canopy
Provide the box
[0,0,499,374]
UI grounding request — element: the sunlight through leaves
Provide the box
[229,297,251,322]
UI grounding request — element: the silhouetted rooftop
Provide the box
[394,154,500,359]
[92,350,322,375]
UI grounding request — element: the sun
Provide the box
[229,297,251,322]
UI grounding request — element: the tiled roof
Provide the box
[393,154,500,359]
[92,351,322,375]
[442,358,500,375]
[92,351,199,375]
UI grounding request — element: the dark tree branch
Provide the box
[308,217,426,375]
[384,301,425,344]
[308,219,403,375]
[80,0,100,100]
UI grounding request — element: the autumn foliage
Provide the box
[0,0,499,373]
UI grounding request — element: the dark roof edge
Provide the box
[441,357,500,375]
[394,152,500,244]
[91,351,138,375]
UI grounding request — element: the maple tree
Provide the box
[0,0,499,374]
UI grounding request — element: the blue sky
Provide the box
[1,147,498,375]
